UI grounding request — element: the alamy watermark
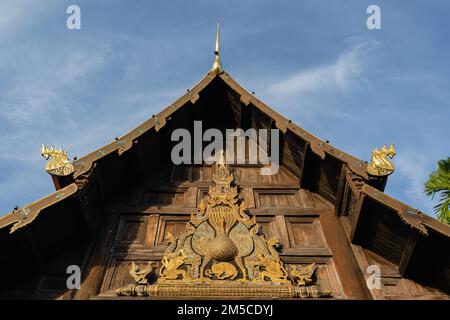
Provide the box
[367,5,381,30]
[366,264,381,290]
[171,121,280,175]
[66,5,81,30]
[66,265,81,289]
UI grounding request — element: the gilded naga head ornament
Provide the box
[367,144,396,177]
[41,144,74,176]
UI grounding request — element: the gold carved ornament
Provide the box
[130,261,154,285]
[367,144,396,177]
[116,158,332,298]
[291,263,316,286]
[41,144,74,176]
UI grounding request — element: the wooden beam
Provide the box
[111,203,324,216]
[320,210,372,299]
[72,210,118,299]
[398,231,420,276]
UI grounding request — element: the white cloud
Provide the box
[393,149,437,213]
[0,32,183,214]
[268,40,378,97]
[0,0,57,36]
[0,44,109,125]
[247,39,381,124]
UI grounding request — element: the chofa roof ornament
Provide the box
[367,144,396,177]
[41,144,74,176]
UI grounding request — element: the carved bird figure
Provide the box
[129,261,154,285]
[290,263,316,286]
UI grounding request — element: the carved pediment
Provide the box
[116,158,332,298]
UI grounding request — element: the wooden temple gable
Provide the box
[0,69,449,300]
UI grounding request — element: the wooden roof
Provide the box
[1,70,447,236]
[0,69,448,294]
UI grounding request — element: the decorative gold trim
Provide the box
[115,282,332,299]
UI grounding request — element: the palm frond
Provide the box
[424,157,450,224]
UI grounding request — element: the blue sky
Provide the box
[0,0,449,217]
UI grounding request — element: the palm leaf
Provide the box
[424,157,450,224]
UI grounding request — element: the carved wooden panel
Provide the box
[232,166,299,185]
[171,165,214,183]
[254,189,300,208]
[233,166,270,183]
[284,261,344,299]
[155,215,190,245]
[171,165,191,182]
[255,216,279,241]
[285,217,327,248]
[145,214,160,247]
[115,214,148,247]
[140,190,185,207]
[191,166,212,182]
[102,259,161,293]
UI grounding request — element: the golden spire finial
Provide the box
[211,21,222,75]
